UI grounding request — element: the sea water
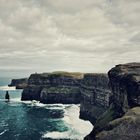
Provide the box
[0,77,93,140]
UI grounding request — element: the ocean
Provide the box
[0,77,93,140]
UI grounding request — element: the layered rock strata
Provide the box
[21,72,83,104]
[20,63,140,140]
[80,74,111,124]
[85,63,140,140]
[108,63,140,112]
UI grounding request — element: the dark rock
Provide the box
[108,62,140,112]
[21,85,43,101]
[20,63,140,140]
[5,91,10,101]
[80,73,111,124]
[96,107,140,140]
[85,63,140,140]
[21,72,83,104]
[8,78,28,89]
[40,86,80,104]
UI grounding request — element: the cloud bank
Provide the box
[0,0,140,76]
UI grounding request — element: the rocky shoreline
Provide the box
[9,63,140,140]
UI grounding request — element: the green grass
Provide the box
[42,71,84,79]
[99,107,140,131]
[94,103,116,131]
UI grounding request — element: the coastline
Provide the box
[0,84,93,140]
[1,62,140,140]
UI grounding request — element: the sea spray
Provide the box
[42,104,93,140]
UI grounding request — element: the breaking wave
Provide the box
[42,104,93,140]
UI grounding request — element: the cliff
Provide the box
[8,78,28,89]
[21,72,83,104]
[20,63,140,140]
[85,63,140,140]
[96,107,140,140]
[80,73,111,124]
[108,63,140,111]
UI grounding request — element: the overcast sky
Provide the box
[0,0,140,77]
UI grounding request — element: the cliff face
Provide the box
[108,63,140,113]
[20,63,140,140]
[80,74,111,124]
[85,63,140,140]
[21,72,83,104]
[8,78,28,89]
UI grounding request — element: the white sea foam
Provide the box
[0,98,66,108]
[31,102,69,109]
[0,130,7,136]
[0,86,15,91]
[42,104,93,140]
[0,95,93,140]
[31,101,46,107]
[42,131,70,139]
[10,98,21,102]
[64,105,93,137]
[45,104,68,110]
[9,98,31,104]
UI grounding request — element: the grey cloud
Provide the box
[39,0,104,13]
[105,0,140,27]
[0,0,139,76]
[130,32,140,43]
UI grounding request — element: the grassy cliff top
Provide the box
[31,71,84,79]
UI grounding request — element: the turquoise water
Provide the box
[0,78,93,140]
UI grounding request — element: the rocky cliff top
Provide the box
[28,72,84,86]
[108,63,140,108]
[31,71,84,79]
[108,63,140,81]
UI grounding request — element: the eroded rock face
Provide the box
[84,63,140,140]
[9,78,28,89]
[80,74,111,124]
[21,72,83,104]
[96,107,140,140]
[40,86,80,104]
[108,63,140,113]
[21,85,43,101]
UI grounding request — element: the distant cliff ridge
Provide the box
[21,72,83,104]
[8,78,28,89]
[80,73,111,124]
